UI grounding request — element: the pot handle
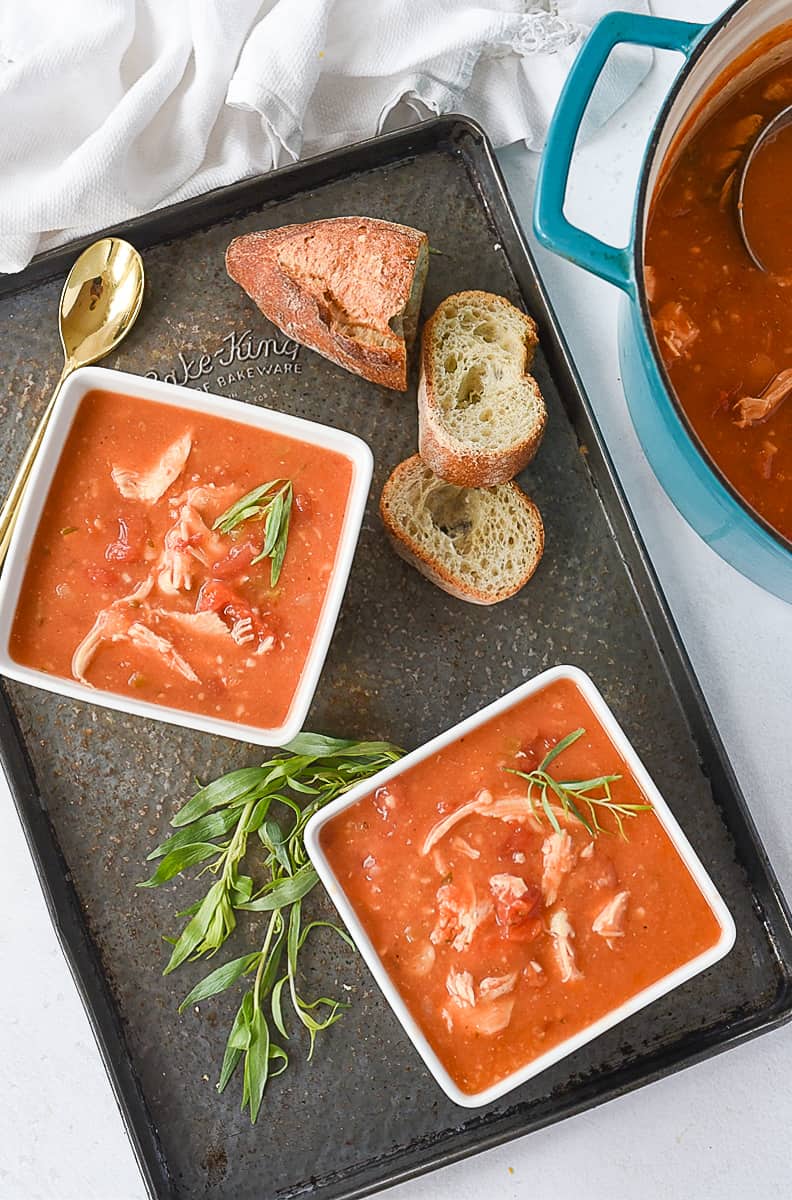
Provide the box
[533,11,705,294]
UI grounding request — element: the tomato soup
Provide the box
[645,55,792,543]
[319,677,725,1096]
[10,389,354,730]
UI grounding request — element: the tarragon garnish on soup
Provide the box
[213,478,293,587]
[505,728,651,839]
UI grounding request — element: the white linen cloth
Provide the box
[0,0,650,274]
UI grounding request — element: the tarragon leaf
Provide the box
[138,842,220,888]
[147,808,240,860]
[172,768,266,827]
[179,952,261,1013]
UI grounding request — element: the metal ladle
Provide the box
[736,104,792,273]
[0,237,145,566]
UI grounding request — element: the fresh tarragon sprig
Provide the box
[140,733,403,1122]
[505,727,652,839]
[212,478,293,587]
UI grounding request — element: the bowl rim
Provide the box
[633,0,792,558]
[0,365,373,746]
[304,663,736,1108]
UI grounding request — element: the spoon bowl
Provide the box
[60,238,145,365]
[0,237,144,565]
[736,103,792,274]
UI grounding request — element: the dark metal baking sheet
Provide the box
[1,117,791,1200]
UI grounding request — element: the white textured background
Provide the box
[2,1,791,1197]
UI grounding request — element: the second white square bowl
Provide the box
[305,664,736,1108]
[0,366,373,745]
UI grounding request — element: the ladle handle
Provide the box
[0,361,74,568]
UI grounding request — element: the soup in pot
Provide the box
[645,50,792,544]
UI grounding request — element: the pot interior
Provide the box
[645,0,792,206]
[637,0,792,556]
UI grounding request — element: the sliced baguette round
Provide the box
[380,455,544,605]
[418,290,547,486]
[226,217,428,391]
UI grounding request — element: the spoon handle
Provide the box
[0,362,73,568]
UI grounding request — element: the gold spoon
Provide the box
[0,237,145,566]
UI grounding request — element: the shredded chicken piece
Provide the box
[373,786,397,817]
[463,996,515,1036]
[710,148,741,177]
[170,483,236,515]
[431,848,448,876]
[728,112,764,149]
[155,610,229,638]
[756,440,779,481]
[421,788,492,854]
[763,77,792,103]
[489,873,529,904]
[549,909,582,983]
[127,622,199,682]
[158,501,225,594]
[523,959,546,989]
[421,788,543,856]
[71,578,153,684]
[655,301,700,361]
[718,168,737,212]
[230,616,256,646]
[443,980,516,1036]
[541,830,577,906]
[430,881,492,952]
[450,835,480,860]
[479,971,518,1000]
[592,891,630,945]
[709,113,764,181]
[734,369,792,428]
[580,841,595,860]
[445,967,475,1008]
[111,433,192,504]
[644,263,657,303]
[404,943,436,977]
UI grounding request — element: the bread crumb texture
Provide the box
[380,456,543,604]
[423,292,544,451]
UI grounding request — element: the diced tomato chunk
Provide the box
[504,916,542,943]
[196,579,276,648]
[195,579,247,619]
[210,539,258,580]
[494,882,542,942]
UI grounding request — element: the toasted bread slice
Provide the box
[380,455,544,605]
[226,217,428,391]
[418,291,547,485]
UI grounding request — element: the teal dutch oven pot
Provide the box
[533,2,792,603]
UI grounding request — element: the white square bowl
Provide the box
[0,365,373,746]
[305,664,736,1108]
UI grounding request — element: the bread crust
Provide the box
[418,290,546,485]
[226,217,428,391]
[379,455,544,605]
